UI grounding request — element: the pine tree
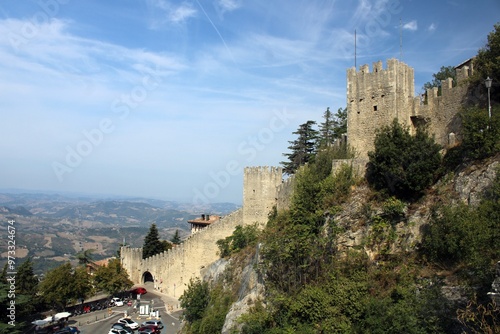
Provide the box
[281,120,318,175]
[143,224,164,259]
[170,230,182,245]
[332,107,347,140]
[17,258,38,296]
[318,107,335,148]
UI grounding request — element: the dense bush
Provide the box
[366,119,442,200]
[216,224,259,258]
[443,106,500,169]
[459,106,500,160]
[179,277,209,323]
[420,167,500,287]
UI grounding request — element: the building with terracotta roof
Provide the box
[187,214,220,234]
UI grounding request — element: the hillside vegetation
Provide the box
[179,24,500,334]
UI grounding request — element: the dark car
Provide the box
[140,320,163,329]
[54,326,80,334]
[111,323,134,333]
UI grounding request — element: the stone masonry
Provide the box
[347,58,473,161]
[121,166,283,297]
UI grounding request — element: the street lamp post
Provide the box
[485,77,492,121]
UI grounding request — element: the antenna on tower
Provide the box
[354,29,357,69]
[399,18,403,60]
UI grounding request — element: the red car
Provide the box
[137,325,160,334]
[132,287,147,295]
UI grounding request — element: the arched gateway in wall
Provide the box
[121,167,283,297]
[142,271,154,283]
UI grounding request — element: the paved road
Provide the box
[72,288,183,334]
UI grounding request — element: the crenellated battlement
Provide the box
[347,58,472,159]
[121,208,244,296]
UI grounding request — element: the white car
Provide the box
[118,317,139,330]
[110,297,124,307]
[108,329,128,334]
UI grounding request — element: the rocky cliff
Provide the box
[200,154,499,333]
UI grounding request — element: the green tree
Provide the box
[39,262,92,310]
[15,258,40,317]
[72,266,93,303]
[216,224,259,258]
[170,229,182,245]
[16,258,38,296]
[75,249,95,266]
[179,277,209,323]
[281,120,318,175]
[317,107,348,148]
[366,119,442,199]
[318,107,335,147]
[93,258,133,295]
[332,107,348,141]
[143,223,164,259]
[472,23,500,102]
[459,106,500,160]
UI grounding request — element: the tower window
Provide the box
[373,105,378,111]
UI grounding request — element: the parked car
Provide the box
[54,326,80,334]
[111,323,134,333]
[140,320,163,329]
[138,325,160,334]
[108,329,129,334]
[117,317,139,330]
[132,287,147,295]
[110,297,124,307]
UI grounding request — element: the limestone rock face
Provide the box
[454,159,499,206]
[201,245,265,334]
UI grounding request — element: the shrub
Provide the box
[367,119,442,200]
[179,277,209,323]
[216,224,259,258]
[460,106,500,160]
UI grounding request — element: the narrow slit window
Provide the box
[373,105,378,111]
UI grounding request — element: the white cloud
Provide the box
[169,3,197,23]
[403,20,418,31]
[146,0,197,28]
[428,23,436,32]
[217,0,241,13]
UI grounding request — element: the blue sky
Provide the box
[0,0,498,206]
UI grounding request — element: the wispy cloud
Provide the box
[146,0,197,28]
[216,0,241,14]
[169,3,197,23]
[403,20,417,31]
[428,23,436,32]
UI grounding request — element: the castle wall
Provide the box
[121,208,243,297]
[347,59,471,160]
[347,59,414,159]
[243,166,282,226]
[411,66,471,147]
[121,167,283,298]
[276,175,295,212]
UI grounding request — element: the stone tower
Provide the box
[243,166,282,226]
[347,59,415,160]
